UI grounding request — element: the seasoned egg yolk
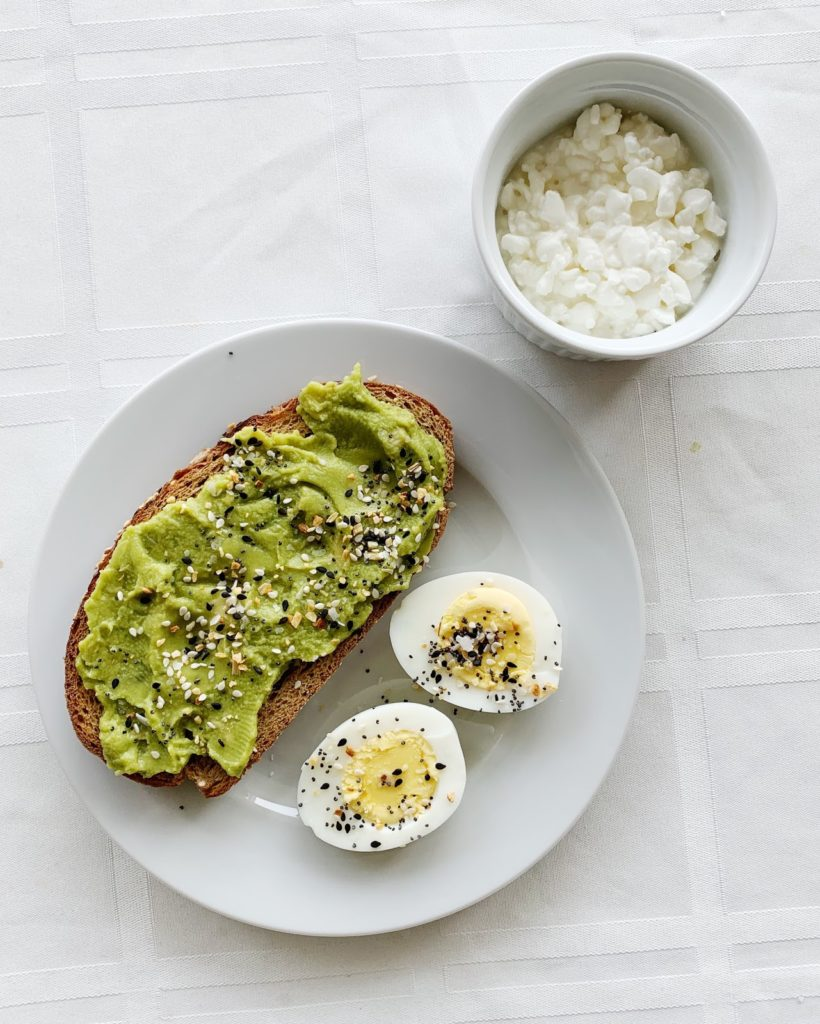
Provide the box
[434,587,535,690]
[340,730,439,827]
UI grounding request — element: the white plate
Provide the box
[29,320,644,936]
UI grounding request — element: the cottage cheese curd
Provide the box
[497,104,727,339]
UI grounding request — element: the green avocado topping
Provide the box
[77,366,447,779]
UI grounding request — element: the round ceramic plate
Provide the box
[29,320,644,936]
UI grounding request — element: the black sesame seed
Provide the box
[111,679,119,689]
[211,702,222,710]
[320,782,330,790]
[370,840,381,848]
[337,738,347,747]
[435,762,446,770]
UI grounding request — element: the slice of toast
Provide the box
[65,382,454,798]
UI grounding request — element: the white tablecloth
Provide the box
[2,1,819,1021]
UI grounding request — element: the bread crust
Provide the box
[64,382,454,798]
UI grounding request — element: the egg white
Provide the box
[297,703,466,852]
[389,571,563,713]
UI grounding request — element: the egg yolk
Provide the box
[340,730,439,827]
[433,587,535,690]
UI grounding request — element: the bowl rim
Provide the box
[471,50,778,359]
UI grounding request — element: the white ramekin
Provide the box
[472,52,777,361]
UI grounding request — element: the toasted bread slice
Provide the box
[65,382,454,798]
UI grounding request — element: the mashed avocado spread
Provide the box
[77,367,446,779]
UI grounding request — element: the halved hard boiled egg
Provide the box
[297,703,466,852]
[390,571,562,713]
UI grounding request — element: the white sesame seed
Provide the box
[116,591,124,601]
[150,750,160,760]
[128,627,138,637]
[232,689,243,698]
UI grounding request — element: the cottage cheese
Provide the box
[496,104,727,339]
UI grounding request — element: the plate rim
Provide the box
[28,317,645,935]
